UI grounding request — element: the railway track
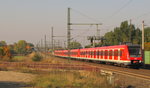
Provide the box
[87,64,150,81]
[0,56,150,81]
[54,56,150,81]
[0,62,100,71]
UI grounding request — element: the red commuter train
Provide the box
[54,45,142,67]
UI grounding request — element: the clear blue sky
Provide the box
[0,0,150,46]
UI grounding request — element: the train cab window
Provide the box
[128,46,141,57]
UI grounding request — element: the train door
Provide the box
[96,50,99,59]
[101,50,103,60]
[91,50,93,58]
[87,50,90,58]
[114,49,118,60]
[91,50,93,59]
[104,50,108,60]
[77,49,80,57]
[80,50,82,58]
[99,50,101,59]
[85,50,87,58]
[94,50,96,59]
[120,49,125,60]
[109,50,112,60]
[83,50,86,58]
[89,50,92,58]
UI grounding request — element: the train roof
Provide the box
[84,45,128,50]
[54,44,141,51]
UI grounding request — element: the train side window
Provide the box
[99,51,101,55]
[109,50,112,56]
[114,50,118,56]
[120,50,123,56]
[104,50,108,56]
[96,51,99,56]
[101,51,103,56]
[104,51,105,56]
[112,50,114,56]
[106,50,108,56]
[93,51,95,56]
[99,51,100,56]
[92,51,94,56]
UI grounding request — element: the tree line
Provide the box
[83,21,150,50]
[0,40,34,60]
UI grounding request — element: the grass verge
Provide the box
[29,70,117,88]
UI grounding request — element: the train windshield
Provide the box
[128,46,141,57]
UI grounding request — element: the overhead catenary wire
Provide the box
[71,25,93,40]
[100,0,133,33]
[71,8,102,23]
[132,11,150,20]
[132,11,150,28]
[68,7,103,46]
[107,0,133,20]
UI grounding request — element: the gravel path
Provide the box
[0,71,35,88]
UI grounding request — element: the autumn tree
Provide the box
[0,41,7,47]
[145,27,150,42]
[14,40,28,54]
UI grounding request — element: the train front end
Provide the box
[128,45,143,67]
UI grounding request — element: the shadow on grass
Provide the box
[0,81,31,88]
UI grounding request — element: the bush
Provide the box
[32,53,43,61]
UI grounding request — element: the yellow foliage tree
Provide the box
[145,42,150,51]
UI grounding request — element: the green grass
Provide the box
[11,56,27,62]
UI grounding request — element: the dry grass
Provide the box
[0,53,119,88]
[29,70,116,88]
